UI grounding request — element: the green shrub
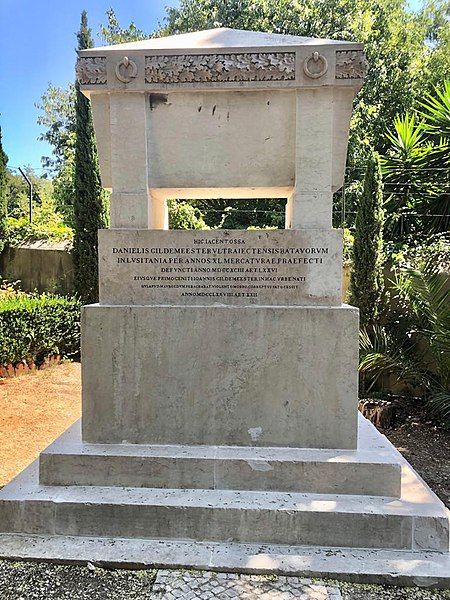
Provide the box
[0,292,80,365]
[349,149,385,326]
[7,215,73,245]
[0,128,8,254]
[359,258,450,424]
[343,228,354,266]
[168,200,208,229]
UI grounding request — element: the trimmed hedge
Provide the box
[0,294,80,366]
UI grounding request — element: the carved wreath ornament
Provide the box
[75,57,107,84]
[335,50,368,79]
[145,52,296,84]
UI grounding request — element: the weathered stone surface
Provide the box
[39,420,402,497]
[78,28,366,94]
[2,27,449,584]
[0,418,448,555]
[80,29,364,228]
[98,229,343,306]
[81,304,358,448]
[0,533,449,588]
[90,86,354,229]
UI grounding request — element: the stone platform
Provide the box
[0,415,448,586]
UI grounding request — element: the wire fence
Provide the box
[333,166,449,231]
[7,163,449,232]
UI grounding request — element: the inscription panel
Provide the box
[98,229,342,306]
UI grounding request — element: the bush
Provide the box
[359,257,450,425]
[168,200,208,229]
[0,291,80,365]
[343,228,354,266]
[7,215,73,245]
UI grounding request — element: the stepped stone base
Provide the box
[0,535,449,588]
[39,420,401,496]
[0,415,448,586]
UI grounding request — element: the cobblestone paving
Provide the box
[151,570,342,599]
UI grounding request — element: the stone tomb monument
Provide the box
[0,29,449,585]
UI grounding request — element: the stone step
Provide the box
[39,421,402,497]
[1,533,449,588]
[1,461,448,552]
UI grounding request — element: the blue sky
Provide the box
[1,0,422,172]
[0,0,179,171]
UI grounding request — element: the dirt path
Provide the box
[0,362,81,487]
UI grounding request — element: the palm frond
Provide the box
[427,389,450,425]
[420,81,450,140]
[359,325,424,386]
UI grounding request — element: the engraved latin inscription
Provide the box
[98,230,342,307]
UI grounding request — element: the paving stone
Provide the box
[150,570,341,599]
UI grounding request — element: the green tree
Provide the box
[349,150,385,326]
[0,128,8,253]
[36,84,76,224]
[417,0,450,93]
[73,11,106,304]
[168,200,208,229]
[99,8,147,44]
[37,84,76,174]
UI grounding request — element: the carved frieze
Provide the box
[144,52,295,84]
[76,57,107,85]
[335,50,368,79]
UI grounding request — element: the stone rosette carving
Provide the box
[145,52,295,84]
[76,57,107,85]
[335,50,368,79]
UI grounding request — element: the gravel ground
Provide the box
[0,561,156,600]
[0,562,448,600]
[338,580,450,599]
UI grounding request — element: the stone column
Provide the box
[150,196,169,230]
[101,93,168,230]
[286,88,334,229]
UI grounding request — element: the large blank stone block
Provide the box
[82,304,359,448]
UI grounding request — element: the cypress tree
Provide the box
[0,128,8,254]
[349,149,385,326]
[73,11,106,303]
